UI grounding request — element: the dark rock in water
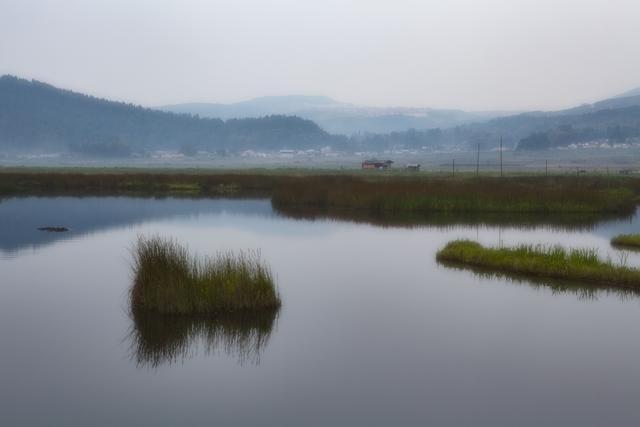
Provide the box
[37,226,69,232]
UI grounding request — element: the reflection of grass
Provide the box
[128,306,279,367]
[438,258,640,302]
[436,240,640,291]
[274,205,631,231]
[131,236,280,315]
[611,234,640,249]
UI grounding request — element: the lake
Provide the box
[2,197,640,426]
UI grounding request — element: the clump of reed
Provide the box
[611,234,640,249]
[436,239,640,291]
[130,236,280,315]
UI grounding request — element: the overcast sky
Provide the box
[1,0,639,111]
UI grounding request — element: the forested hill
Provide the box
[0,75,345,156]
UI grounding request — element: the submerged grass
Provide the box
[436,240,640,291]
[611,234,640,249]
[131,236,280,315]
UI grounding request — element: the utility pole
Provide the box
[476,143,480,177]
[452,159,455,177]
[545,160,548,177]
[499,136,503,177]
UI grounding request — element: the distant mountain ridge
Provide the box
[1,74,640,156]
[0,75,345,156]
[159,96,513,135]
[614,88,640,99]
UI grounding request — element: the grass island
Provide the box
[130,236,280,315]
[436,240,640,291]
[611,234,640,249]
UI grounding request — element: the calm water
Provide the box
[2,197,640,427]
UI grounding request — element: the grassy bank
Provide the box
[0,169,637,214]
[271,175,637,214]
[611,234,640,249]
[131,236,280,315]
[436,240,640,291]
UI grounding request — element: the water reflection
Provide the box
[128,307,280,368]
[438,260,640,301]
[274,205,633,231]
[0,197,273,255]
[1,197,634,258]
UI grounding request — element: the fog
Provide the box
[1,0,639,110]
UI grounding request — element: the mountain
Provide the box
[547,91,640,117]
[0,76,345,156]
[2,74,639,156]
[162,95,341,120]
[348,91,640,152]
[613,88,640,99]
[160,96,511,135]
[502,90,640,150]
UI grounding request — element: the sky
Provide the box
[1,0,639,111]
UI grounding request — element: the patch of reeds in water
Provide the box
[611,234,640,249]
[271,176,637,215]
[436,240,640,291]
[1,171,637,215]
[131,236,280,315]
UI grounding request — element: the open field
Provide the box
[436,240,640,291]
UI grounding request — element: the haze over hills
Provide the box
[160,97,512,135]
[0,75,345,157]
[160,89,640,151]
[1,74,640,158]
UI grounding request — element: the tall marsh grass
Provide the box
[0,170,636,215]
[611,234,640,249]
[271,176,637,214]
[131,236,280,315]
[436,240,640,291]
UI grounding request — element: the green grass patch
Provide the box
[436,240,640,291]
[611,234,640,249]
[131,236,280,315]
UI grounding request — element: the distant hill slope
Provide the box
[160,96,511,135]
[497,106,640,150]
[497,91,640,150]
[613,88,640,99]
[546,92,640,117]
[0,76,344,156]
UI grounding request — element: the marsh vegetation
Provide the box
[436,240,640,291]
[611,234,640,249]
[1,169,637,216]
[131,236,280,315]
